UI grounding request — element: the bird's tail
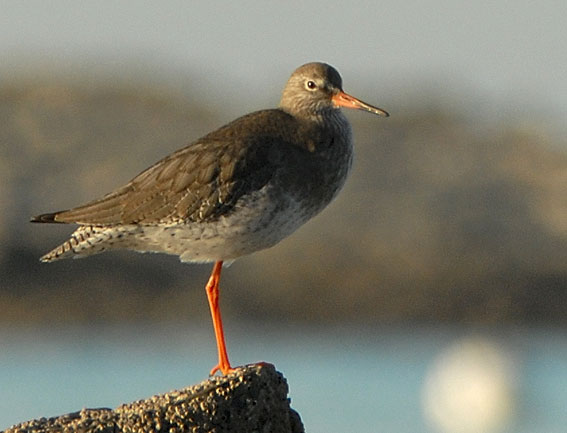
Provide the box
[39,225,118,262]
[30,212,63,224]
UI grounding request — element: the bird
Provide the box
[31,62,389,375]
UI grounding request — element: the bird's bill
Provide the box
[332,91,389,117]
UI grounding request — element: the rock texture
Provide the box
[4,363,303,433]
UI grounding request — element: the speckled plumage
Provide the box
[32,62,387,264]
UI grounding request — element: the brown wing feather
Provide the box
[31,109,303,226]
[47,143,241,225]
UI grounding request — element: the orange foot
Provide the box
[209,362,236,376]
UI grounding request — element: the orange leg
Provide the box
[205,261,235,375]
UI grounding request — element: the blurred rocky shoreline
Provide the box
[2,80,566,325]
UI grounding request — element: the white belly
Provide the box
[118,188,314,263]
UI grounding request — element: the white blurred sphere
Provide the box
[422,337,517,433]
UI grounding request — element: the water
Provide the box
[1,324,566,433]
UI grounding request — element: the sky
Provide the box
[1,1,566,131]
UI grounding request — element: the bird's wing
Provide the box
[34,137,280,226]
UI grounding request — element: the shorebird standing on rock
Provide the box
[32,62,389,375]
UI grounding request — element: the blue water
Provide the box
[1,324,566,433]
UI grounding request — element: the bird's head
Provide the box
[280,62,389,120]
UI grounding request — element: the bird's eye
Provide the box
[306,80,317,90]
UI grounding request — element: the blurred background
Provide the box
[1,1,566,432]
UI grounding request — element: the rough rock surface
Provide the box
[4,363,304,433]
